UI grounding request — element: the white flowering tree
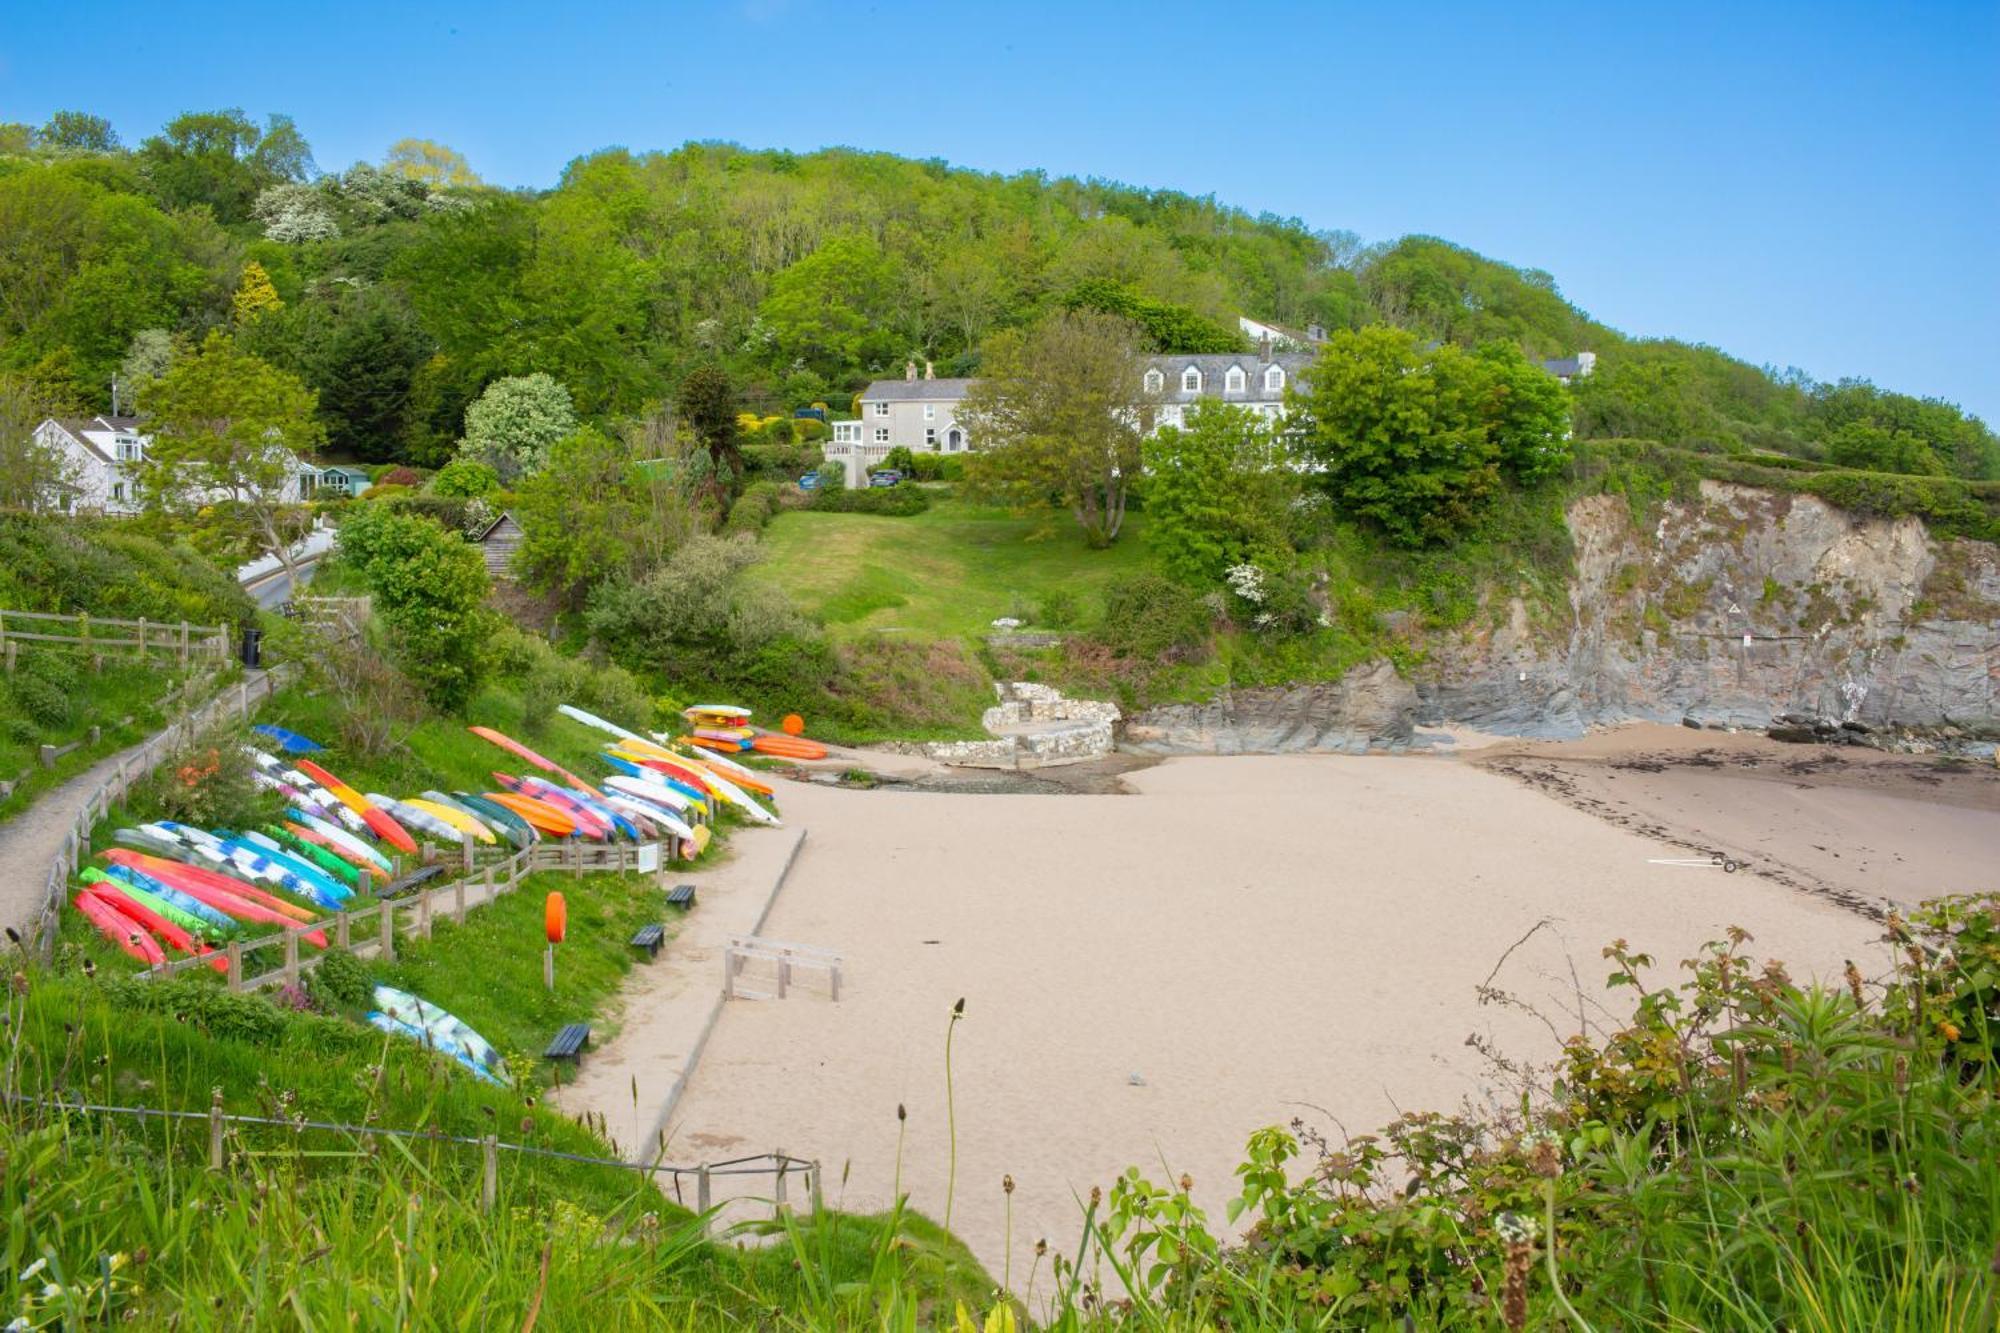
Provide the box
[457,373,577,481]
[253,182,340,243]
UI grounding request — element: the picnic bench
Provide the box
[630,923,665,959]
[667,883,696,910]
[544,1022,591,1063]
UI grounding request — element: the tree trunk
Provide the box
[1103,476,1128,543]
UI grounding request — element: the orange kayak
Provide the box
[295,759,418,854]
[482,791,579,838]
[467,726,603,797]
[752,734,827,760]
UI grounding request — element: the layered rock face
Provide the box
[1127,482,2000,753]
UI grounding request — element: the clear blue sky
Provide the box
[5,1,1996,419]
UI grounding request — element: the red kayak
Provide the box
[494,773,611,838]
[102,853,328,946]
[294,759,419,854]
[81,884,225,972]
[103,851,319,925]
[73,891,165,965]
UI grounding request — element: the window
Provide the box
[115,435,143,462]
[924,428,937,447]
[111,481,128,503]
[923,404,936,421]
[1265,365,1285,392]
[873,427,890,444]
[1144,368,1164,393]
[873,401,890,417]
[1225,366,1246,393]
[1181,367,1202,393]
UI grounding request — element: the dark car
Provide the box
[868,470,903,488]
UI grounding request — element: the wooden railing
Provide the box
[33,667,295,962]
[0,608,230,672]
[145,835,677,992]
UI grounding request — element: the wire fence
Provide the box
[4,1089,820,1223]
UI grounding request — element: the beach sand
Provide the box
[657,747,1904,1283]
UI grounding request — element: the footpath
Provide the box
[558,822,808,1163]
[0,738,155,942]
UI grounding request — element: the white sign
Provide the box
[1743,634,1753,648]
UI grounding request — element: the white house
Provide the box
[31,416,318,516]
[1236,315,1327,351]
[823,361,974,486]
[1539,351,1597,385]
[1142,344,1315,433]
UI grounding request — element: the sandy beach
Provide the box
[642,742,1931,1283]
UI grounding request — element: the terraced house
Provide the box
[1141,342,1315,432]
[824,361,973,485]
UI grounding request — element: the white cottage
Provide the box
[31,416,318,515]
[823,361,973,486]
[1141,345,1316,433]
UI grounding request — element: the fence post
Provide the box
[419,890,432,939]
[482,1134,498,1213]
[378,902,394,961]
[226,940,242,993]
[283,928,299,986]
[208,1088,225,1170]
[177,620,189,667]
[454,876,466,925]
[809,1160,823,1213]
[773,1151,789,1217]
[462,835,474,875]
[138,618,147,654]
[696,1165,712,1231]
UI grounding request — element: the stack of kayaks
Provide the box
[681,703,829,761]
[557,704,781,833]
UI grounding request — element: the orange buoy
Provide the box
[781,713,806,736]
[545,892,567,944]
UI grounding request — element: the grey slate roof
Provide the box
[49,415,145,464]
[1145,352,1313,405]
[1541,356,1585,378]
[860,377,976,402]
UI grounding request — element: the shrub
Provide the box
[811,484,930,516]
[1037,587,1080,629]
[429,457,499,498]
[377,466,426,488]
[306,947,374,1009]
[740,439,821,478]
[9,672,70,728]
[102,975,287,1045]
[133,720,272,830]
[723,480,783,536]
[1095,573,1212,659]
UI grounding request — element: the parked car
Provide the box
[798,470,822,491]
[868,470,903,488]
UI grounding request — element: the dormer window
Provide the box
[1264,365,1285,392]
[1181,367,1202,393]
[1144,368,1164,393]
[1224,366,1246,394]
[115,435,144,462]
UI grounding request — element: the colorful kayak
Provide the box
[82,868,221,939]
[601,764,699,814]
[287,810,394,877]
[81,883,218,967]
[234,832,354,906]
[619,753,776,826]
[250,771,338,824]
[556,704,646,745]
[419,792,507,843]
[249,751,372,836]
[403,797,497,844]
[450,793,539,848]
[73,891,164,965]
[481,791,579,838]
[684,704,752,725]
[511,775,638,840]
[659,740,778,797]
[296,759,418,854]
[495,774,611,839]
[466,726,602,797]
[103,851,323,934]
[252,724,323,753]
[371,985,508,1084]
[261,825,363,889]
[601,789,696,845]
[368,794,468,846]
[91,864,238,934]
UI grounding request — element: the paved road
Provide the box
[242,554,322,609]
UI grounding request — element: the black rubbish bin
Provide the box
[240,626,263,669]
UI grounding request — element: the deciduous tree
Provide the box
[457,372,575,480]
[1143,401,1295,583]
[958,309,1153,546]
[336,503,494,710]
[384,138,480,188]
[39,110,119,152]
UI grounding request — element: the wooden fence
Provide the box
[0,608,230,672]
[33,667,295,963]
[145,835,677,993]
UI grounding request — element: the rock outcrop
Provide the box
[1125,483,2000,754]
[926,682,1120,768]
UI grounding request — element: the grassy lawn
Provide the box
[0,657,220,824]
[746,499,1157,641]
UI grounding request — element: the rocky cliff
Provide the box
[1125,482,2000,754]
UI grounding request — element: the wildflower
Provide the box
[1002,1174,1014,1195]
[1495,1212,1536,1332]
[1179,1173,1193,1194]
[1522,1130,1563,1179]
[1843,959,1865,1007]
[1939,1020,1961,1043]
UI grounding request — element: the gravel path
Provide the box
[0,738,151,941]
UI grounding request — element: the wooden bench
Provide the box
[379,865,446,899]
[666,883,696,911]
[544,1022,591,1063]
[630,923,665,959]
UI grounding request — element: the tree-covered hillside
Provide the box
[3,108,1993,479]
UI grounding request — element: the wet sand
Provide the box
[659,749,1891,1282]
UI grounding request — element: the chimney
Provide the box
[1576,351,1597,377]
[1258,333,1272,364]
[923,360,935,380]
[904,360,918,382]
[1307,321,1326,343]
